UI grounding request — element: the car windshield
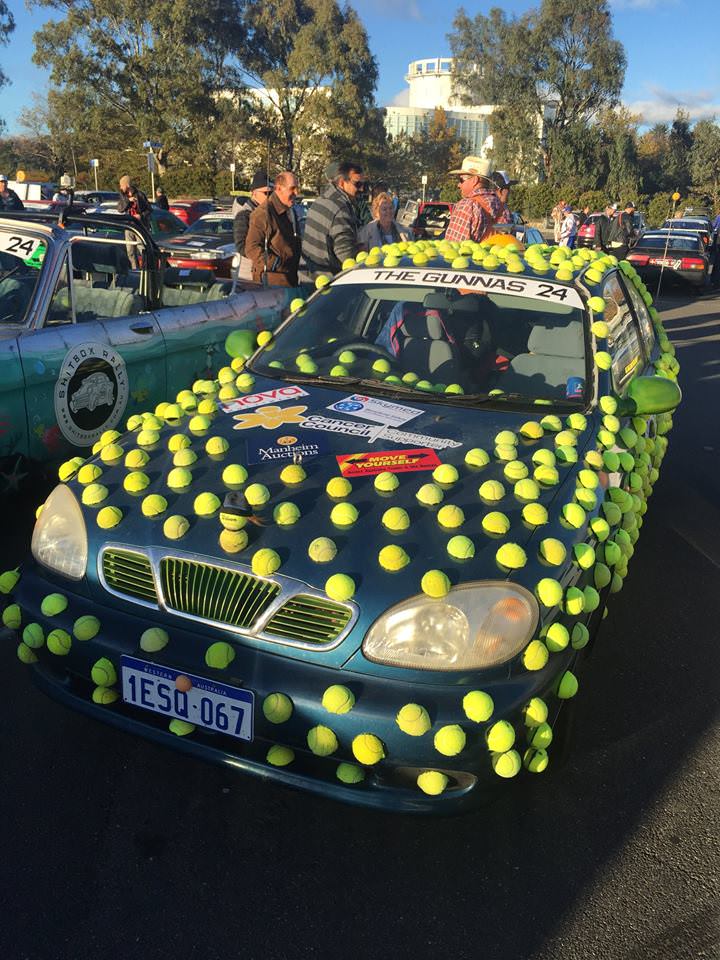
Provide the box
[184,217,234,236]
[0,229,47,324]
[250,270,587,407]
[639,235,702,251]
[416,206,451,230]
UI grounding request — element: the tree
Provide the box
[383,109,466,199]
[689,119,720,210]
[449,0,626,177]
[637,123,669,195]
[666,108,693,194]
[596,107,640,201]
[0,0,15,132]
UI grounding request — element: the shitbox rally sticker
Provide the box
[327,394,422,427]
[246,430,330,465]
[54,341,129,446]
[337,448,441,477]
[221,385,308,413]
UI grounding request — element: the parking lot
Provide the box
[1,288,718,960]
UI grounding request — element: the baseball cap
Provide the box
[563,204,573,212]
[0,174,8,182]
[624,201,636,209]
[492,170,519,189]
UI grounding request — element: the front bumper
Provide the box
[7,563,585,814]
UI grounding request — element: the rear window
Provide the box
[640,235,701,251]
[602,273,644,392]
[661,220,707,232]
[416,206,452,230]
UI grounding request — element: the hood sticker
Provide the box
[301,414,462,450]
[246,429,330,465]
[232,405,308,431]
[337,448,440,477]
[327,394,422,427]
[222,385,309,413]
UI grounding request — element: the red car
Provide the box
[168,198,217,226]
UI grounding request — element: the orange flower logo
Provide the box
[232,405,308,431]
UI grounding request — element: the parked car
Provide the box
[83,201,187,241]
[3,239,681,813]
[660,218,712,250]
[397,200,454,239]
[0,211,300,475]
[75,191,121,206]
[576,212,646,249]
[626,230,710,289]
[158,212,236,277]
[168,199,217,227]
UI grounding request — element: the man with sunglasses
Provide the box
[445,156,502,243]
[302,160,366,277]
[233,171,273,282]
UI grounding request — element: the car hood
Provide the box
[160,234,232,252]
[82,377,596,668]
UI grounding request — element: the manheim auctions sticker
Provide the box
[327,394,422,427]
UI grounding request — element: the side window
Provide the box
[46,256,73,326]
[67,238,145,322]
[602,272,643,393]
[623,279,656,354]
[156,214,176,234]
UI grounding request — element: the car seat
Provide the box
[499,320,585,396]
[390,303,463,381]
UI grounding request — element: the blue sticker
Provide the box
[566,376,585,399]
[246,428,330,465]
[333,400,364,413]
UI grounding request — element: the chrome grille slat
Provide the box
[102,549,157,603]
[265,595,351,644]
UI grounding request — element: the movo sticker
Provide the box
[337,448,441,477]
[232,405,308,431]
[54,341,129,446]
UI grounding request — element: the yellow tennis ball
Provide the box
[2,603,21,629]
[523,639,549,670]
[141,494,167,518]
[447,535,474,560]
[325,573,355,601]
[496,543,527,570]
[463,690,494,722]
[326,476,352,498]
[416,482,444,505]
[434,724,466,756]
[479,479,505,502]
[396,703,431,736]
[514,478,540,501]
[374,471,399,493]
[140,627,169,652]
[206,436,229,456]
[100,443,123,464]
[564,586,585,615]
[417,771,449,796]
[382,506,410,532]
[95,507,122,530]
[252,548,281,576]
[544,622,569,653]
[219,528,248,553]
[125,449,150,470]
[378,544,410,571]
[137,428,160,447]
[421,569,450,598]
[336,762,365,784]
[77,463,103,485]
[245,483,270,506]
[433,463,459,485]
[219,509,246,531]
[169,719,196,736]
[22,622,44,649]
[92,686,119,705]
[522,502,548,526]
[17,642,38,664]
[188,414,211,435]
[322,685,355,714]
[273,502,300,526]
[330,502,358,527]
[263,692,293,723]
[194,492,221,517]
[58,456,84,481]
[168,433,190,453]
[557,670,579,699]
[308,537,337,563]
[465,448,490,467]
[524,697,548,727]
[280,464,306,485]
[492,749,522,778]
[91,657,117,687]
[205,641,235,669]
[174,448,198,469]
[539,538,566,565]
[73,615,100,641]
[41,592,68,616]
[486,719,515,752]
[267,745,294,766]
[235,373,255,392]
[123,471,149,494]
[307,724,338,756]
[47,628,72,655]
[437,504,465,529]
[352,733,385,765]
[163,515,189,540]
[81,482,109,507]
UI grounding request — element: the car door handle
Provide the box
[130,321,155,334]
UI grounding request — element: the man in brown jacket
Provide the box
[245,171,301,287]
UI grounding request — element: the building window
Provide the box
[416,63,423,73]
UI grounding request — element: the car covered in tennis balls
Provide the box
[3,236,681,813]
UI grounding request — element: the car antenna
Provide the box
[655,190,680,300]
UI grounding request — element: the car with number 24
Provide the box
[3,236,681,813]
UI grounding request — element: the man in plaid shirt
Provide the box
[445,156,503,243]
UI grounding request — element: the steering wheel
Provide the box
[334,341,397,362]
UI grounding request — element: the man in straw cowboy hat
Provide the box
[445,156,503,243]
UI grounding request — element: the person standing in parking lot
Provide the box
[155,187,169,210]
[118,175,151,268]
[595,202,625,258]
[0,175,25,211]
[617,201,638,252]
[245,171,301,287]
[302,160,365,276]
[358,191,412,250]
[491,170,518,225]
[233,171,273,283]
[559,205,577,247]
[445,156,502,243]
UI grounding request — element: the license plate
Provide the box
[649,257,680,268]
[120,655,254,740]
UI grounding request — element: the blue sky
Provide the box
[2,0,719,135]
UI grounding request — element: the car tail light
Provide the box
[679,258,705,270]
[627,254,649,266]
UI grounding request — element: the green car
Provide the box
[0,212,297,484]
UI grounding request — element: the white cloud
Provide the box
[610,0,678,9]
[387,88,410,107]
[625,85,720,124]
[353,0,422,19]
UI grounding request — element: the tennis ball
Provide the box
[91,657,117,687]
[307,725,338,757]
[264,744,294,766]
[41,593,68,617]
[205,436,229,457]
[417,771,449,796]
[187,414,210,436]
[140,627,169,652]
[495,429,517,446]
[599,394,618,415]
[534,464,559,486]
[205,641,235,669]
[73,615,100,641]
[58,457,84,481]
[544,621,569,652]
[557,670,579,699]
[538,538,566,567]
[2,603,21,629]
[241,483,268,508]
[77,463,102,485]
[280,464,306,485]
[437,504,465,529]
[396,703,431,736]
[47,628,72,656]
[92,686,119,705]
[421,569,450,598]
[492,749,522,778]
[562,502,586,529]
[564,587,585,616]
[163,515,189,540]
[193,492,221,517]
[513,478,540,502]
[137,428,160,447]
[524,697,548,727]
[496,543,526,570]
[372,358,391,374]
[595,351,612,370]
[602,501,622,527]
[573,542,595,569]
[523,639,549,670]
[308,537,337,563]
[433,463,459,485]
[523,747,549,773]
[22,622,44,649]
[99,443,123,465]
[479,480,505,502]
[168,719,195,737]
[416,483,443,506]
[585,449,604,470]
[16,642,37,664]
[338,350,356,364]
[486,719,515,752]
[540,414,562,432]
[252,548,280,576]
[122,471,148,495]
[352,733,385,765]
[325,573,355,602]
[532,448,556,468]
[434,724,466,756]
[330,502,358,527]
[322,685,355,715]
[378,545,409,571]
[463,690,494,723]
[168,433,190,453]
[273,502,300,526]
[495,443,517,462]
[219,528,248,553]
[326,476,352,498]
[97,505,124,529]
[141,494,167,518]
[262,693,293,724]
[382,507,410,532]
[337,763,365,784]
[522,503,548,526]
[125,449,150,471]
[221,463,248,487]
[519,421,544,440]
[571,622,590,649]
[465,448,490,467]
[447,535,474,560]
[374,471,399,493]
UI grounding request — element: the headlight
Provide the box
[362,582,538,671]
[31,484,88,581]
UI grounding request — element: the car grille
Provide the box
[102,549,158,604]
[264,595,352,645]
[159,557,279,629]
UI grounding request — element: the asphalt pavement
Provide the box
[1,286,718,960]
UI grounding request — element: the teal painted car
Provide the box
[3,239,681,812]
[0,212,297,483]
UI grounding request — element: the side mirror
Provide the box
[616,376,682,416]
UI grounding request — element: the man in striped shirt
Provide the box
[445,156,503,244]
[302,161,366,276]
